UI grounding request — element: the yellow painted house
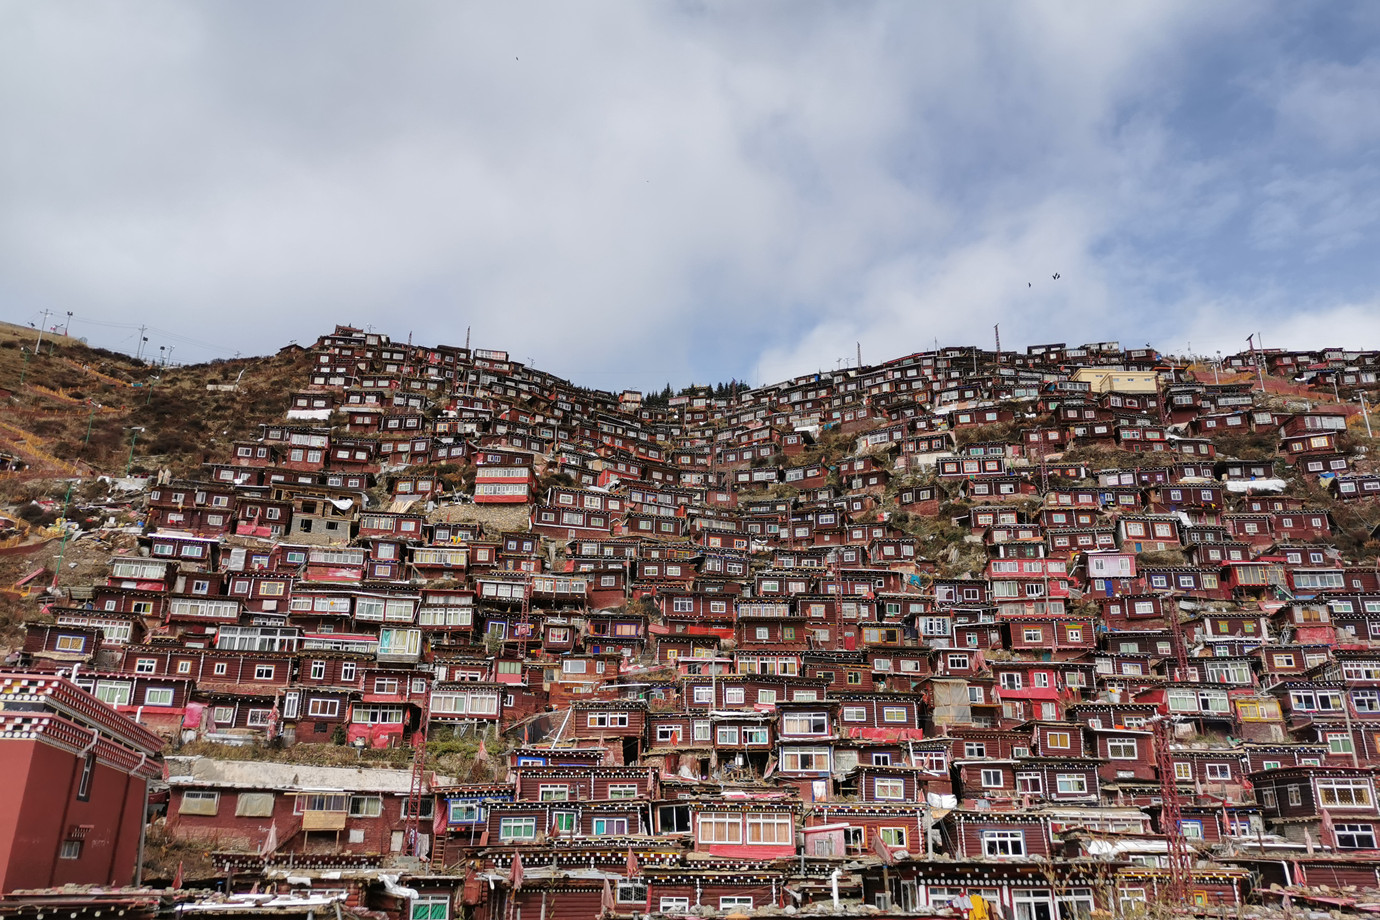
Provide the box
[1070,366,1161,394]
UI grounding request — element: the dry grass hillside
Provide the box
[0,320,309,481]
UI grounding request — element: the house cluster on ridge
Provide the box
[14,327,1380,918]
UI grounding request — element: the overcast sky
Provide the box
[3,2,1378,391]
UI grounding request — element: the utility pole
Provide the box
[51,479,77,590]
[84,401,99,448]
[135,325,148,361]
[1361,392,1374,438]
[1247,334,1265,394]
[35,309,52,352]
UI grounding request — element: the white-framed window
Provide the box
[743,727,769,745]
[981,769,1004,788]
[499,817,537,840]
[879,827,907,847]
[783,712,829,735]
[143,687,175,706]
[1107,739,1137,760]
[586,712,629,729]
[699,813,743,844]
[349,795,383,817]
[874,778,905,800]
[1336,823,1378,849]
[1318,779,1373,807]
[94,680,132,707]
[1056,774,1089,795]
[981,829,1025,857]
[745,813,792,844]
[780,747,830,771]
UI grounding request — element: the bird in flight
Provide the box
[1052,273,1061,280]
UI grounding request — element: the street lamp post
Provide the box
[84,401,99,448]
[125,427,145,476]
[52,478,78,589]
[1362,392,1374,439]
[18,347,31,386]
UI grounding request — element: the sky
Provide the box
[2,2,1378,392]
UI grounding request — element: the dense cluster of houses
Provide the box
[12,326,1380,919]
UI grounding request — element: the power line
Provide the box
[67,316,242,359]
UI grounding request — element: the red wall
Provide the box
[0,740,148,891]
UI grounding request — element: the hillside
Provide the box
[5,323,1380,901]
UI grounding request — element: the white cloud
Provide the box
[0,1,1374,388]
[1180,297,1380,360]
[1274,58,1380,155]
